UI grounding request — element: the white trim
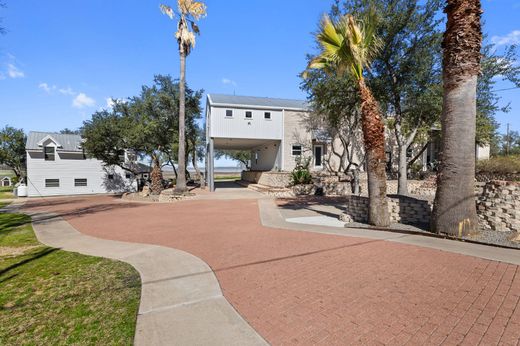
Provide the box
[37,135,62,148]
[208,102,307,112]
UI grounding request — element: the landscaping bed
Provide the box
[0,212,141,345]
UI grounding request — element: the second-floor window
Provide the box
[245,111,252,118]
[44,146,55,161]
[264,112,271,119]
[226,109,233,117]
[292,145,302,156]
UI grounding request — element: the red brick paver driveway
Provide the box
[25,196,520,345]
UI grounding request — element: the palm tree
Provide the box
[431,0,482,236]
[306,13,390,226]
[160,0,206,193]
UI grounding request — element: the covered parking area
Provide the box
[206,137,281,192]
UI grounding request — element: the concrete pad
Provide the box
[286,215,346,228]
[135,297,267,346]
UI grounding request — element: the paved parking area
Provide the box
[24,194,520,345]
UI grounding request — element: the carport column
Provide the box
[209,137,215,192]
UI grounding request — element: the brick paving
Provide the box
[25,196,520,345]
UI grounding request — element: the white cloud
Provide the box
[491,30,520,46]
[7,63,25,78]
[72,93,96,108]
[105,97,126,109]
[59,87,75,95]
[38,82,56,93]
[7,65,22,78]
[222,78,237,87]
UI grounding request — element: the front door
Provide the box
[314,145,323,168]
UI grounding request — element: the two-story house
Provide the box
[26,131,138,197]
[205,94,344,191]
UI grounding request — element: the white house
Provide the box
[205,94,341,191]
[1,176,12,187]
[26,131,138,197]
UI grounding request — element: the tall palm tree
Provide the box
[306,13,390,226]
[431,0,482,236]
[161,0,206,193]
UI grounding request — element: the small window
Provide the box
[44,146,55,161]
[45,179,59,188]
[264,112,271,119]
[108,174,114,180]
[245,111,252,118]
[74,178,87,187]
[125,173,132,179]
[292,145,302,156]
[226,109,233,117]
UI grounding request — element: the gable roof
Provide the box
[26,131,83,152]
[207,94,308,111]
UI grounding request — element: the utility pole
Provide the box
[506,123,510,156]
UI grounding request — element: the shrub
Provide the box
[476,155,520,174]
[291,157,313,185]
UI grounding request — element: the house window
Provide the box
[226,109,233,117]
[245,111,252,118]
[125,173,132,179]
[74,178,87,187]
[44,146,55,161]
[45,179,59,188]
[108,174,114,180]
[264,112,271,119]
[292,145,302,156]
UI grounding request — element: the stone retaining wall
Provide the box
[477,181,520,232]
[340,195,433,226]
[241,171,292,188]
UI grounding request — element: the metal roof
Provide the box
[26,131,83,152]
[207,94,308,111]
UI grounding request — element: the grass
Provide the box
[476,155,520,175]
[214,175,241,181]
[0,186,13,200]
[0,212,141,345]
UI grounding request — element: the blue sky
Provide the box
[1,0,520,166]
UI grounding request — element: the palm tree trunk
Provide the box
[150,153,164,195]
[358,79,390,227]
[432,0,482,236]
[175,46,187,193]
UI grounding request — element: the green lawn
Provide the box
[0,186,13,200]
[0,212,141,345]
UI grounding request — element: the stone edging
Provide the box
[4,202,266,346]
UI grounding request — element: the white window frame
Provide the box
[291,144,302,156]
[44,146,55,161]
[45,179,60,188]
[74,178,88,187]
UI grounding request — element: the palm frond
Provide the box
[159,4,174,19]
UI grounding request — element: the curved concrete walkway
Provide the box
[21,208,266,345]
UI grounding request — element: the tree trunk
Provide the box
[175,47,187,193]
[358,79,390,227]
[432,0,482,236]
[397,145,408,195]
[150,154,164,195]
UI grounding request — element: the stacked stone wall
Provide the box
[477,181,520,232]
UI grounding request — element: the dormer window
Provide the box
[44,146,55,161]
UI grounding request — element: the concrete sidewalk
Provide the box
[22,209,266,346]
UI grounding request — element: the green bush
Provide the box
[476,155,520,174]
[291,157,313,185]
